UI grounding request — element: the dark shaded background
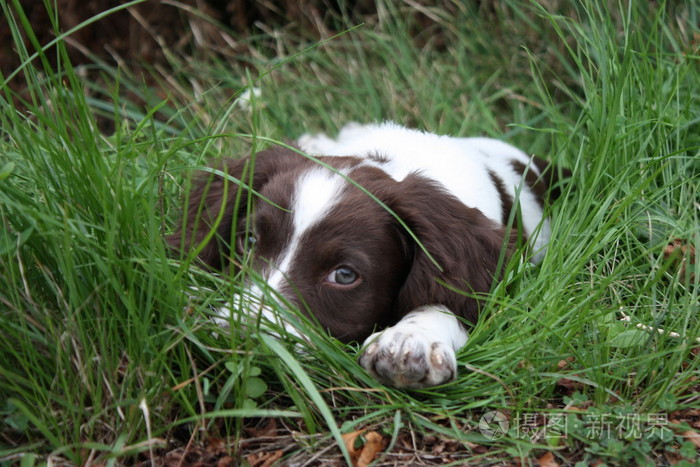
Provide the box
[0,0,394,81]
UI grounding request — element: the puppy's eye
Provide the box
[236,233,258,254]
[325,266,359,286]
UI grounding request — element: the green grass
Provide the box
[1,0,698,465]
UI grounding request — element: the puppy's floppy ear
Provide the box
[388,174,516,325]
[167,146,300,270]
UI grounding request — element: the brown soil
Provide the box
[1,0,375,88]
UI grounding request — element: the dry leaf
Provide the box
[206,437,227,455]
[246,449,283,467]
[557,356,575,370]
[537,451,559,467]
[555,357,582,395]
[244,418,278,438]
[555,377,583,395]
[681,430,700,449]
[664,450,684,465]
[342,430,387,467]
[217,456,235,467]
[663,238,696,281]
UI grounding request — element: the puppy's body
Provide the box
[300,123,551,259]
[170,122,561,388]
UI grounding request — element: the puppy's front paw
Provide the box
[358,328,457,389]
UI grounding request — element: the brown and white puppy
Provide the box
[169,122,564,388]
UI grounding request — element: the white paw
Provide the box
[358,326,458,389]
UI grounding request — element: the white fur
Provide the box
[216,167,348,339]
[298,122,553,388]
[300,122,550,260]
[220,123,552,389]
[267,166,348,290]
[358,306,469,388]
[214,290,304,341]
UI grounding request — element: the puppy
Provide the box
[169,122,564,388]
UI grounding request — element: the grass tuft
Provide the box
[1,0,698,464]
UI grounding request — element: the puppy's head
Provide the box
[169,147,513,342]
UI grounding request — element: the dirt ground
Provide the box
[1,0,377,84]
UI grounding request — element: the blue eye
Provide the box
[237,233,257,253]
[325,266,359,285]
